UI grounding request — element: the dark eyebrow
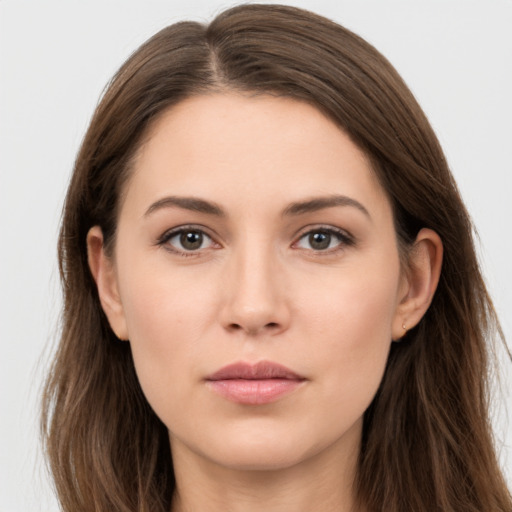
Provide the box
[144,194,370,219]
[144,196,225,217]
[282,195,371,218]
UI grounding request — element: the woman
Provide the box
[41,4,512,511]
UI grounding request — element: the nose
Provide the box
[219,243,291,337]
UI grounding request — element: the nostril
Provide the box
[226,321,281,335]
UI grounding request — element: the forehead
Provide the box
[124,93,391,219]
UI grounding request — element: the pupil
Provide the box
[180,231,203,250]
[309,231,330,250]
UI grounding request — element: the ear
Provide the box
[392,228,443,341]
[87,226,129,341]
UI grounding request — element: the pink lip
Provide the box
[205,361,306,405]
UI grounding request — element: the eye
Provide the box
[158,226,217,255]
[294,227,353,252]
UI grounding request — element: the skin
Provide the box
[88,93,442,512]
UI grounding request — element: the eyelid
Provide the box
[156,223,355,257]
[156,224,220,256]
[292,225,355,253]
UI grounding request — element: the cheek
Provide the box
[297,259,400,412]
[118,246,218,342]
[116,259,220,416]
[299,256,400,343]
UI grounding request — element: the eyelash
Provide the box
[157,225,355,257]
[157,225,217,258]
[293,226,355,255]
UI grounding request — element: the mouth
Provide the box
[205,360,306,405]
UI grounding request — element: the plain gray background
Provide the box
[1,1,511,510]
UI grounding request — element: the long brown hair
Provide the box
[42,4,511,511]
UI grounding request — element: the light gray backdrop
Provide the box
[1,1,510,510]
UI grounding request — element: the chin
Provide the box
[206,441,312,472]
[185,419,349,473]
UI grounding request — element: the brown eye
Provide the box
[295,228,352,252]
[308,231,331,250]
[180,231,204,250]
[161,228,215,253]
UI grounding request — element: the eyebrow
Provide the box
[144,194,370,219]
[144,196,225,217]
[282,195,370,218]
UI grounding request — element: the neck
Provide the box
[169,426,363,512]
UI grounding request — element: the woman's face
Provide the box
[102,94,408,472]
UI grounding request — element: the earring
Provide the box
[394,321,408,342]
[393,321,409,342]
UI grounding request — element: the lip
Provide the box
[205,361,306,405]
